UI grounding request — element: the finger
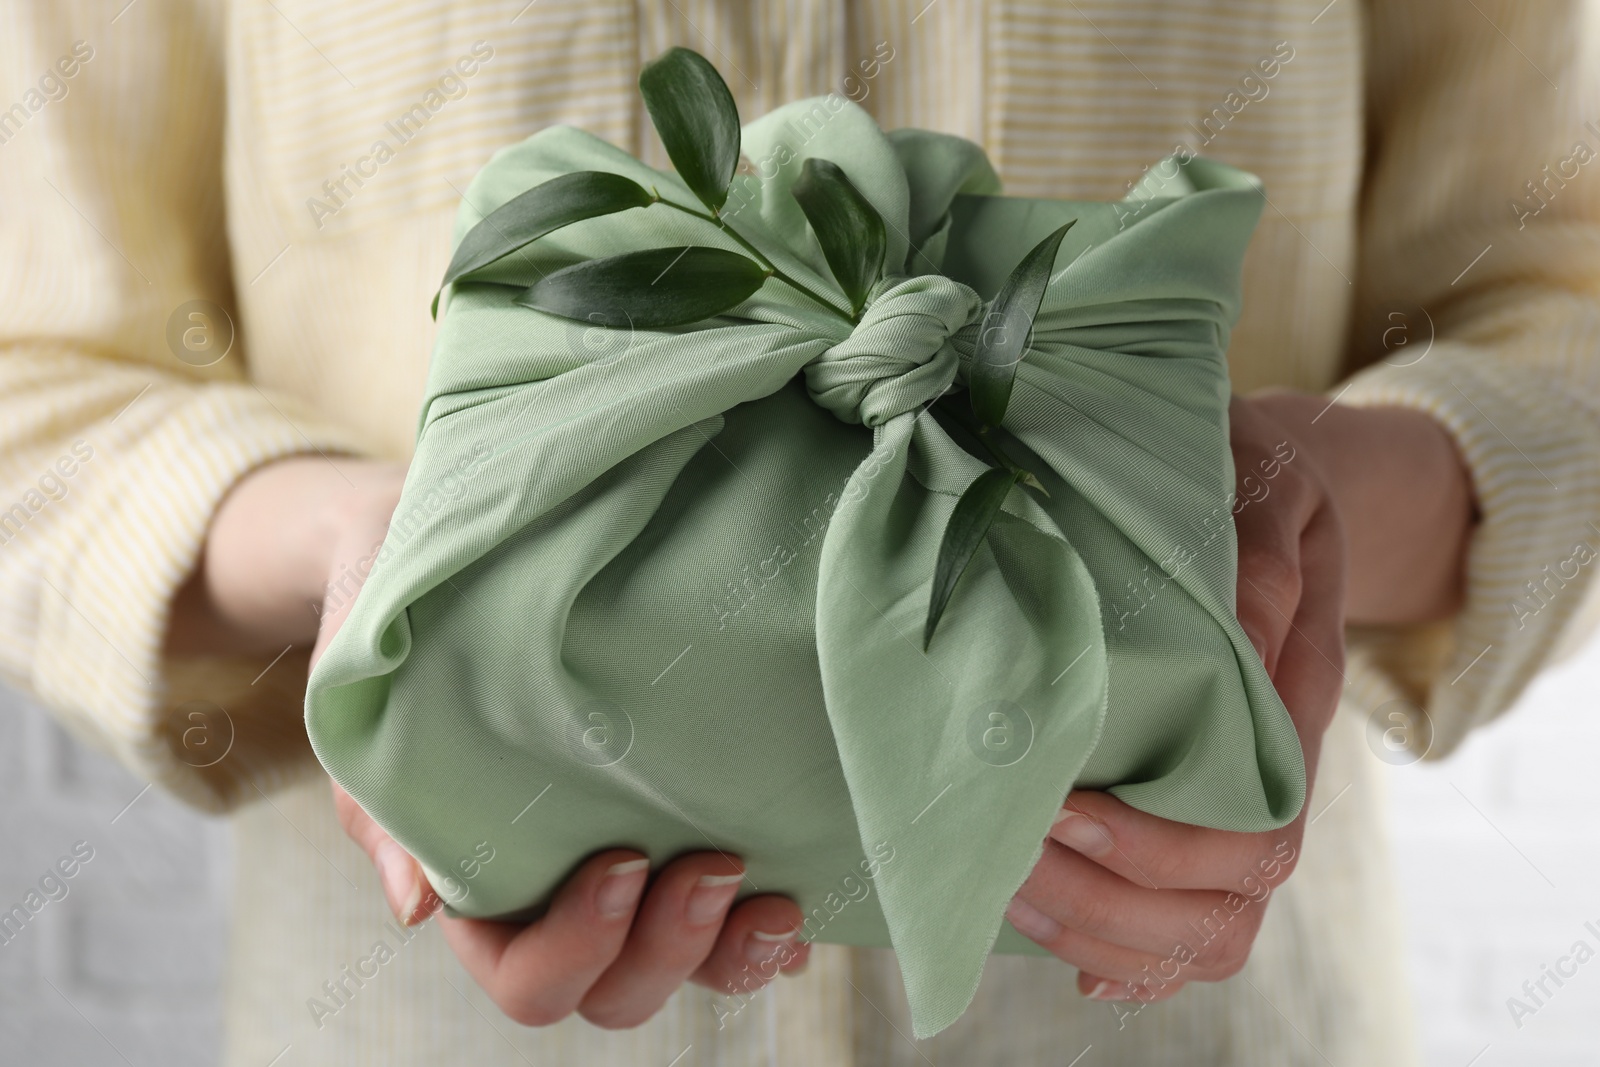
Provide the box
[1077,970,1188,1005]
[1048,792,1300,894]
[1004,897,1189,987]
[1233,529,1298,677]
[436,849,649,1027]
[1231,478,1310,678]
[577,853,748,1029]
[330,780,434,925]
[309,503,401,670]
[1228,398,1317,678]
[1012,840,1263,965]
[1270,490,1347,787]
[691,894,810,996]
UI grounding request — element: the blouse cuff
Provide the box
[31,383,365,812]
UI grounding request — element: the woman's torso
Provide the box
[218,4,1410,1065]
[224,0,1362,461]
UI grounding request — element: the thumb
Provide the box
[309,497,402,671]
[308,558,361,671]
[331,779,435,925]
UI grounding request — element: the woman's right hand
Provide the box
[169,454,809,1027]
[215,456,812,1027]
[332,785,810,1027]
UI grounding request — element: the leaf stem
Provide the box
[977,427,1050,495]
[654,196,856,324]
[973,426,1017,472]
[936,396,1050,496]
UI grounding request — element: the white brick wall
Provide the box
[1385,648,1600,1067]
[0,684,229,1066]
[1,640,1596,1066]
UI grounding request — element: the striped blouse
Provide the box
[3,1,1599,1064]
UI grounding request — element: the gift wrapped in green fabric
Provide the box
[306,53,1303,1037]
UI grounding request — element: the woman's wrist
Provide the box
[164,456,405,656]
[1246,391,1478,627]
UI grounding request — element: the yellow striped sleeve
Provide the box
[1338,0,1600,754]
[0,0,363,809]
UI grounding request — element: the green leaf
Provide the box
[923,467,1021,650]
[639,48,741,213]
[790,158,886,316]
[516,246,768,328]
[969,219,1076,427]
[438,172,655,296]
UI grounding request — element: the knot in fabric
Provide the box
[803,275,983,427]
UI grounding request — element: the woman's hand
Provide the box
[169,455,809,1028]
[165,455,408,656]
[331,786,809,1027]
[1249,390,1475,627]
[1004,392,1475,1003]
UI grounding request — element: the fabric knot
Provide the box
[804,274,983,427]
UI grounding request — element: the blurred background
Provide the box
[3,641,1598,1067]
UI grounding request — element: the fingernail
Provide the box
[1005,898,1062,943]
[686,873,743,925]
[1088,979,1135,1001]
[745,928,799,966]
[596,858,650,919]
[1052,811,1112,857]
[376,839,422,925]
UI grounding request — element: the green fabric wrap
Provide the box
[305,96,1303,1037]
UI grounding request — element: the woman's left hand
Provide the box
[1003,391,1474,1003]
